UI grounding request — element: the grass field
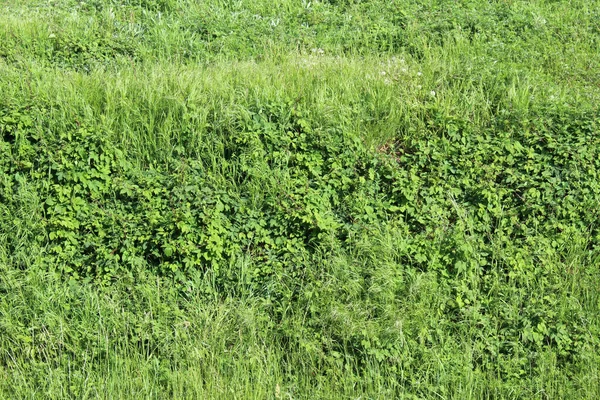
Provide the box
[1,0,600,398]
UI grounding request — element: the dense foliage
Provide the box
[1,0,600,398]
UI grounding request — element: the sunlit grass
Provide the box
[1,0,600,398]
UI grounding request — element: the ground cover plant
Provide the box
[1,0,600,398]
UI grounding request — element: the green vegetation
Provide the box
[1,0,600,398]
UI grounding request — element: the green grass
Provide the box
[1,0,600,398]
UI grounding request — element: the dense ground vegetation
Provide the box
[1,0,600,398]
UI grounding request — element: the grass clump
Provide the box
[1,0,600,398]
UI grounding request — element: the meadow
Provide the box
[1,0,600,398]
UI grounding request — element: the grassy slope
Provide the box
[1,0,600,398]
